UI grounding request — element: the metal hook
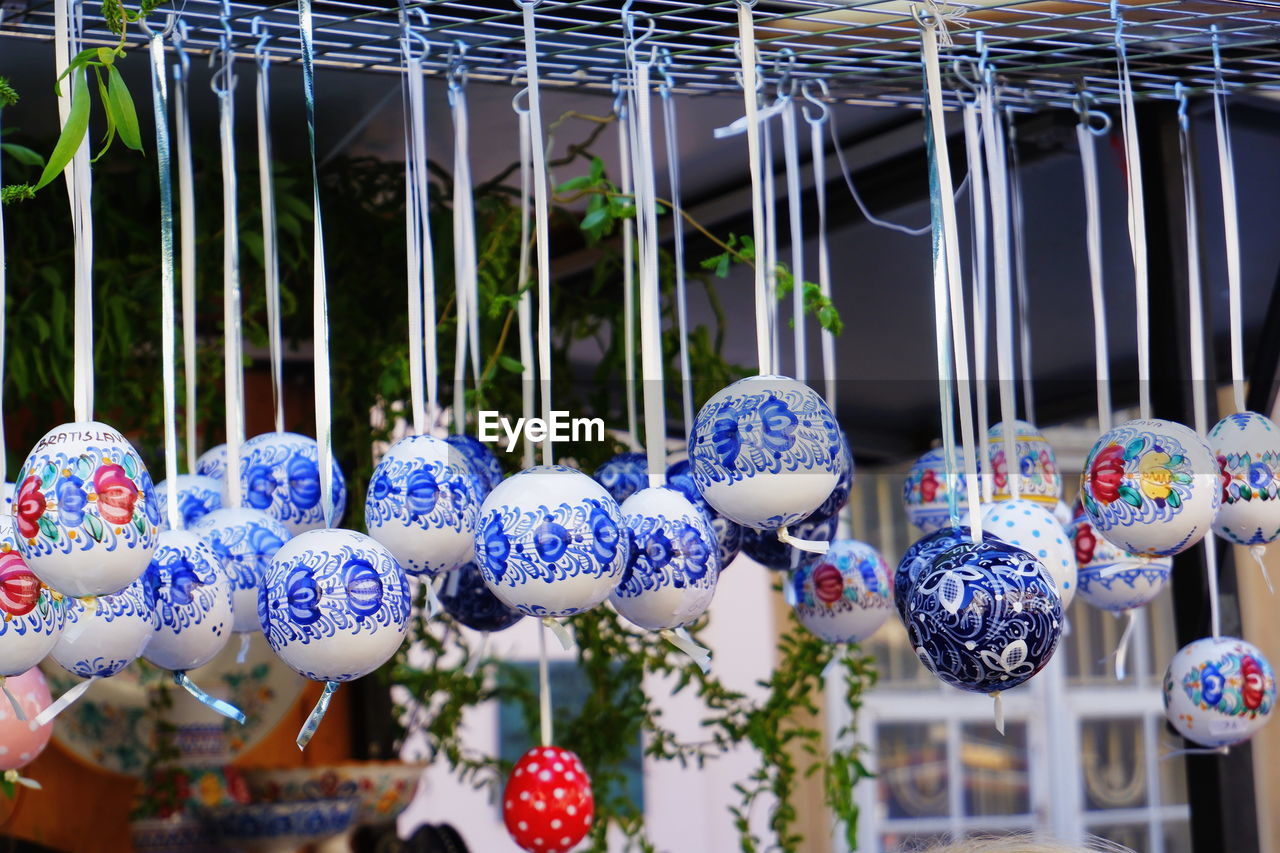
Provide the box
[623,12,657,63]
[952,57,982,95]
[447,40,469,91]
[512,85,530,114]
[218,0,234,52]
[799,77,830,125]
[397,2,431,61]
[138,8,175,39]
[172,18,191,78]
[1074,87,1112,136]
[656,47,676,90]
[1174,81,1190,132]
[251,16,271,67]
[772,47,797,97]
[611,73,628,116]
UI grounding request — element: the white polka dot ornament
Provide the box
[502,745,594,853]
[975,500,1077,607]
[1163,636,1275,748]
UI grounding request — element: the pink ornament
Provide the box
[0,667,54,772]
[502,746,594,853]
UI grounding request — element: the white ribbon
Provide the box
[1115,17,1151,421]
[737,1,771,377]
[1007,121,1036,423]
[537,620,552,747]
[2,770,41,791]
[541,616,576,651]
[660,79,695,442]
[215,42,245,511]
[174,39,199,473]
[1077,118,1113,434]
[237,632,251,664]
[1249,545,1273,596]
[804,95,836,412]
[1113,609,1137,680]
[450,70,480,433]
[712,98,790,139]
[778,524,830,554]
[660,627,712,673]
[762,117,779,374]
[522,0,554,466]
[34,676,97,726]
[781,99,806,381]
[256,50,285,435]
[992,690,1005,735]
[962,101,992,503]
[617,91,640,451]
[425,573,442,619]
[514,93,537,470]
[0,678,26,722]
[401,50,426,435]
[406,52,438,428]
[1212,29,1247,416]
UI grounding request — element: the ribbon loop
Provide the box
[34,676,98,726]
[541,617,577,651]
[777,525,830,555]
[297,680,339,750]
[1250,545,1274,595]
[174,671,247,724]
[991,690,1005,735]
[0,678,27,722]
[659,627,712,673]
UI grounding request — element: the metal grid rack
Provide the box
[2,0,1280,110]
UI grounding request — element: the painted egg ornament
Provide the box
[154,474,224,531]
[1208,412,1280,546]
[0,518,65,677]
[238,432,347,536]
[813,431,855,520]
[987,420,1062,506]
[689,375,845,531]
[1163,636,1276,748]
[0,667,54,772]
[445,433,506,496]
[665,459,743,570]
[975,500,1077,607]
[365,434,482,576]
[790,539,892,644]
[259,528,410,683]
[13,421,160,597]
[140,531,234,672]
[503,745,594,853]
[191,508,291,634]
[50,574,157,679]
[1068,508,1171,613]
[593,452,650,505]
[473,466,626,619]
[1082,419,1219,557]
[893,525,1000,625]
[610,487,719,631]
[196,444,229,482]
[902,446,973,534]
[439,562,523,632]
[906,540,1063,694]
[741,512,838,571]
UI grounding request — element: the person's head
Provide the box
[916,836,1135,853]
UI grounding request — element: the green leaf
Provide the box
[714,253,730,278]
[84,514,104,542]
[122,453,138,479]
[1118,484,1143,508]
[33,68,90,191]
[498,355,524,373]
[107,66,142,152]
[0,76,18,107]
[580,207,608,232]
[94,68,117,161]
[0,184,35,204]
[589,155,605,183]
[555,175,593,193]
[2,143,45,167]
[1167,490,1182,508]
[37,516,58,542]
[40,462,57,490]
[96,47,116,66]
[134,513,147,536]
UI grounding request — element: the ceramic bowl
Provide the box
[203,798,357,852]
[242,761,426,826]
[130,816,221,853]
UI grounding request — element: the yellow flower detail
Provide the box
[198,772,224,806]
[1139,451,1174,500]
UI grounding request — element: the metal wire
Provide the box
[3,0,1280,108]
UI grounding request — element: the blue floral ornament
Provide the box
[259,529,410,683]
[986,420,1062,508]
[791,539,892,644]
[610,487,720,632]
[192,507,293,633]
[365,435,482,576]
[472,466,626,618]
[1067,507,1171,613]
[894,525,1000,625]
[154,474,225,532]
[439,562,523,633]
[742,512,838,571]
[238,432,347,537]
[905,540,1063,695]
[49,575,158,678]
[1208,411,1280,546]
[445,434,506,497]
[665,459,743,570]
[1163,636,1277,748]
[689,376,845,531]
[593,452,650,505]
[196,444,229,483]
[902,446,976,535]
[141,530,234,672]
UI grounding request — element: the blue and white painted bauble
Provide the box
[666,459,743,571]
[987,420,1062,507]
[196,444,228,482]
[593,452,650,505]
[14,421,160,597]
[49,575,157,678]
[790,539,891,644]
[474,466,626,618]
[1067,508,1171,613]
[893,526,1001,625]
[439,562,523,633]
[689,375,845,531]
[813,432,854,520]
[1163,636,1276,748]
[1208,412,1280,546]
[1081,418,1219,557]
[365,434,482,576]
[975,500,1077,607]
[902,447,971,534]
[741,512,838,571]
[239,432,347,536]
[155,474,224,531]
[259,528,411,683]
[905,540,1063,694]
[141,531,233,672]
[446,434,505,496]
[610,487,719,632]
[191,508,291,634]
[0,517,65,675]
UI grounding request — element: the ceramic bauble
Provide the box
[905,540,1063,694]
[365,434,482,576]
[259,528,410,683]
[473,466,626,618]
[1068,508,1171,613]
[155,474,224,531]
[987,420,1062,507]
[813,431,854,520]
[610,487,719,631]
[902,447,972,534]
[893,525,999,625]
[688,375,845,530]
[50,575,157,678]
[741,512,838,571]
[14,421,160,597]
[141,531,234,672]
[445,434,505,496]
[665,459,742,570]
[1163,636,1275,748]
[192,508,291,634]
[0,668,54,772]
[0,518,65,677]
[593,452,650,505]
[238,432,347,536]
[439,562,523,632]
[1081,418,1219,557]
[790,539,892,644]
[1208,412,1280,546]
[196,444,229,482]
[975,499,1077,607]
[503,746,594,853]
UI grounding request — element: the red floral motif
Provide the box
[919,469,939,503]
[1242,655,1266,711]
[0,551,40,616]
[813,564,845,604]
[991,450,1008,491]
[15,475,46,540]
[1040,449,1056,477]
[1088,444,1127,504]
[94,463,139,525]
[1073,523,1097,568]
[1218,454,1232,501]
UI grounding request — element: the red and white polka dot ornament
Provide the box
[503,745,594,853]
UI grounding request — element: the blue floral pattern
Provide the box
[238,433,347,534]
[445,434,505,495]
[593,452,650,504]
[616,508,718,598]
[156,475,225,531]
[192,511,291,597]
[143,537,230,635]
[666,459,743,569]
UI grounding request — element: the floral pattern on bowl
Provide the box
[242,761,426,826]
[203,798,357,852]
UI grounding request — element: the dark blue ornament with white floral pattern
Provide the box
[440,562,524,633]
[894,525,1000,625]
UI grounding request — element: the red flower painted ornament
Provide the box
[1207,412,1280,547]
[502,746,594,853]
[789,539,892,644]
[987,420,1062,507]
[1163,636,1276,748]
[0,517,65,679]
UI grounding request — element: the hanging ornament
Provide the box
[665,459,742,571]
[0,668,54,774]
[1208,412,1280,548]
[502,745,594,853]
[974,499,1077,606]
[192,507,291,634]
[0,518,64,680]
[894,525,999,625]
[902,447,974,534]
[1163,636,1275,748]
[742,512,838,571]
[445,434,505,497]
[155,474,224,531]
[1068,506,1171,613]
[365,435,482,576]
[592,452,649,505]
[140,531,233,672]
[49,574,155,680]
[813,432,854,520]
[790,538,892,644]
[439,561,523,633]
[986,420,1061,507]
[238,432,347,536]
[473,466,625,618]
[196,444,229,483]
[1080,418,1219,558]
[13,422,160,598]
